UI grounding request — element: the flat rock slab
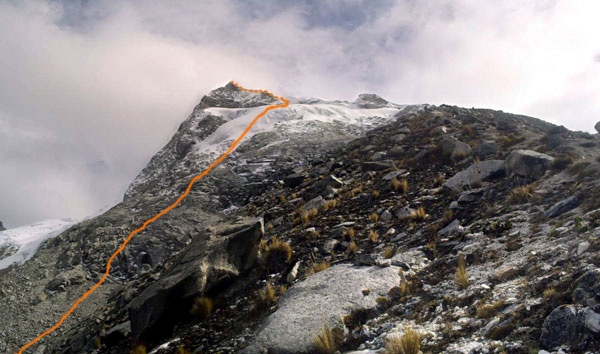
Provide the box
[443,160,505,193]
[244,264,400,354]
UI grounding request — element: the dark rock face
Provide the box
[540,305,581,349]
[128,217,262,343]
[595,121,600,134]
[572,269,600,307]
[540,305,600,350]
[0,221,4,231]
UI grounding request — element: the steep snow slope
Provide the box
[0,219,75,270]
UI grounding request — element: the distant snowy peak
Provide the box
[0,219,75,270]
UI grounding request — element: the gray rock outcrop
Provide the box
[595,121,600,134]
[354,94,388,109]
[506,149,554,179]
[244,264,400,353]
[443,160,506,193]
[0,221,5,231]
[544,195,580,218]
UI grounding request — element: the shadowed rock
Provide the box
[128,217,263,343]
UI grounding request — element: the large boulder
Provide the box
[0,221,4,231]
[438,137,472,161]
[128,217,263,343]
[595,121,600,134]
[443,160,506,193]
[540,305,600,350]
[506,150,554,179]
[244,264,400,353]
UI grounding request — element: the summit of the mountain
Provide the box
[1,84,600,354]
[195,82,279,110]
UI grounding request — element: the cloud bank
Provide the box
[1,0,598,227]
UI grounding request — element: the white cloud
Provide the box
[0,0,598,226]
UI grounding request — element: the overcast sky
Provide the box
[1,0,599,227]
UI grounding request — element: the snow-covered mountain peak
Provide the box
[124,83,414,202]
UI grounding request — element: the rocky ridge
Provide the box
[0,83,599,354]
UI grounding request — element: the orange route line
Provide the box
[17,81,289,354]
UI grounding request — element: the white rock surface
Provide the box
[244,264,400,353]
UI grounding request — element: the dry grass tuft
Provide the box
[313,325,343,354]
[382,246,395,259]
[551,155,575,172]
[369,230,379,243]
[300,210,311,225]
[261,282,276,306]
[347,241,359,256]
[131,345,147,354]
[345,227,356,240]
[265,237,293,270]
[542,287,560,305]
[347,186,363,198]
[369,212,380,222]
[410,207,426,221]
[455,254,469,289]
[500,133,525,147]
[385,327,421,354]
[436,173,446,186]
[390,178,409,193]
[322,199,339,211]
[442,209,454,225]
[509,183,536,204]
[308,261,331,275]
[177,346,191,354]
[476,299,506,318]
[190,296,213,320]
[372,189,380,199]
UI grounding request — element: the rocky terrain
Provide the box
[1,82,599,354]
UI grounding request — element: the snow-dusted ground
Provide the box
[0,219,76,270]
